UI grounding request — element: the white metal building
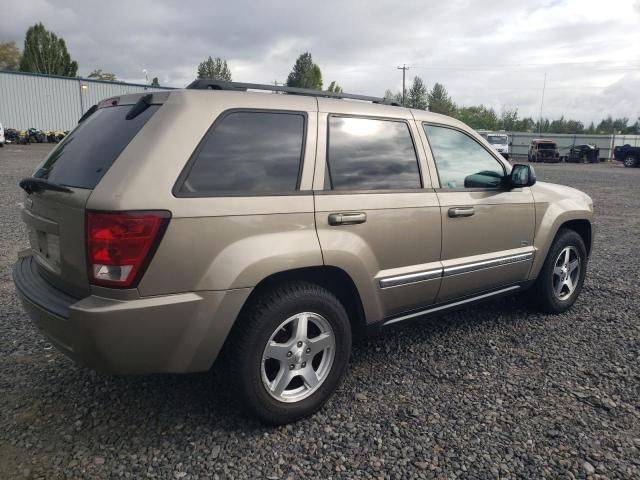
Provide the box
[0,70,174,130]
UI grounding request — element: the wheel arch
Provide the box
[530,212,593,280]
[234,265,368,340]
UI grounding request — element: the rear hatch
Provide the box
[20,94,164,298]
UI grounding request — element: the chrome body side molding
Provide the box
[443,251,534,277]
[379,268,442,289]
[378,250,534,289]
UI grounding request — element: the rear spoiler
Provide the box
[78,91,171,124]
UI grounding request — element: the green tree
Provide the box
[87,69,117,81]
[327,80,342,93]
[19,23,78,76]
[151,77,160,87]
[197,56,232,81]
[499,108,519,131]
[406,76,428,109]
[0,41,21,70]
[454,105,498,130]
[384,89,403,104]
[286,52,322,90]
[427,82,455,116]
[514,117,536,132]
[596,116,613,134]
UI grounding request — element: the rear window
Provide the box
[34,104,159,189]
[176,111,305,196]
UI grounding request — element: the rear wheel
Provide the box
[227,282,351,424]
[532,229,587,313]
[623,155,638,168]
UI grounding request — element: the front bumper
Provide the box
[13,255,250,374]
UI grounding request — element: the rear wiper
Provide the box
[78,104,98,124]
[19,177,73,195]
[126,94,153,120]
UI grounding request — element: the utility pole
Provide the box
[397,64,410,106]
[538,71,547,136]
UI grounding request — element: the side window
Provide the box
[327,116,421,190]
[178,111,305,195]
[424,125,505,189]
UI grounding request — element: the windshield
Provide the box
[537,143,557,149]
[487,135,508,145]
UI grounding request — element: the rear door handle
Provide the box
[448,206,475,218]
[328,212,367,226]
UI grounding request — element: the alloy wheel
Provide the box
[552,246,581,301]
[261,312,335,403]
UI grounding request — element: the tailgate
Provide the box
[18,94,164,297]
[22,188,92,297]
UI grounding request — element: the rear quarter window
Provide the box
[176,110,305,196]
[34,104,159,189]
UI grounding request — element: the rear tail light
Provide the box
[86,211,170,288]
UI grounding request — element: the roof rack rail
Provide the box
[185,79,401,106]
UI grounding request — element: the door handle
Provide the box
[328,212,367,226]
[448,206,475,218]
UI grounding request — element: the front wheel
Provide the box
[623,155,638,168]
[227,282,352,424]
[532,229,587,313]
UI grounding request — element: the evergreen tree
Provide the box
[286,52,322,90]
[406,76,428,109]
[197,56,232,81]
[327,81,342,93]
[427,83,455,116]
[19,23,78,76]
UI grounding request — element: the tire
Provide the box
[623,155,638,168]
[226,281,352,425]
[532,229,587,314]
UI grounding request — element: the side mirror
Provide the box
[510,164,536,188]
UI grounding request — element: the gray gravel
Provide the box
[1,144,639,479]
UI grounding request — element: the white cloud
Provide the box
[0,0,638,123]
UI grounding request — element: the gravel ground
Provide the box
[1,144,639,479]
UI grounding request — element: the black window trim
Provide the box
[422,122,509,192]
[173,108,309,198]
[323,113,424,192]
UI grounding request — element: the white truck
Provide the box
[485,132,510,160]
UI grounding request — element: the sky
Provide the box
[1,0,639,125]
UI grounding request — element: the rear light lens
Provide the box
[86,211,170,288]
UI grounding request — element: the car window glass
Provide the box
[424,125,505,189]
[180,111,304,195]
[34,105,159,189]
[327,116,421,190]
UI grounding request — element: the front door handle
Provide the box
[448,206,475,218]
[328,212,367,226]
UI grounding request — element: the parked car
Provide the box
[0,122,4,147]
[486,133,510,160]
[13,81,594,425]
[614,144,640,168]
[565,144,600,163]
[528,139,560,163]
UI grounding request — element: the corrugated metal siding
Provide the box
[482,131,637,160]
[0,71,174,130]
[508,132,614,159]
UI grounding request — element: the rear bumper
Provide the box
[13,255,251,374]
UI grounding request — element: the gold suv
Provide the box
[13,81,594,424]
